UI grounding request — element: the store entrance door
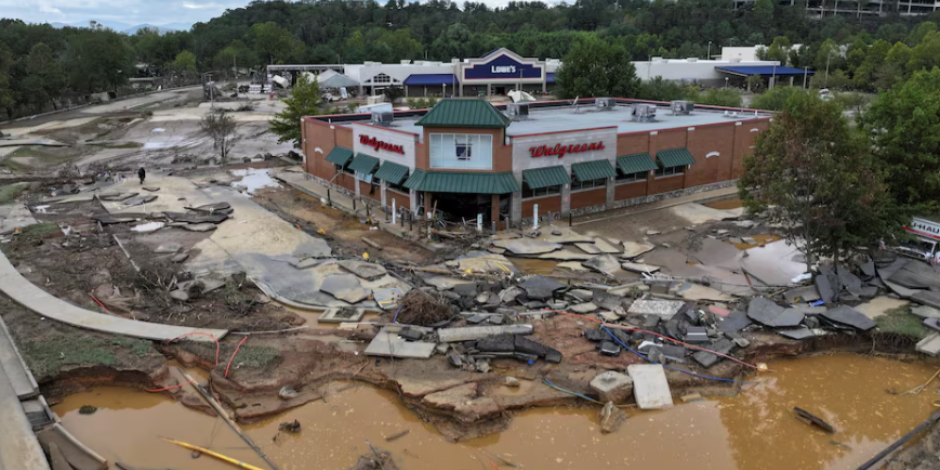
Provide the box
[433,193,493,223]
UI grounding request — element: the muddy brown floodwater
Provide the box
[53,354,939,470]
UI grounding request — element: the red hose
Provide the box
[89,294,110,314]
[166,332,221,366]
[224,337,248,378]
[551,309,763,370]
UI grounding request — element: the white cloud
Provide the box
[183,2,219,9]
[38,3,63,14]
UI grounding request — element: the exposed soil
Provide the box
[251,185,435,265]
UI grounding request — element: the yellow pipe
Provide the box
[162,438,266,470]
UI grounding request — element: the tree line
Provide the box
[3,0,940,119]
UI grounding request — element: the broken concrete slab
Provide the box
[747,297,804,327]
[590,371,633,403]
[490,239,562,255]
[142,187,160,192]
[318,308,365,324]
[154,243,182,254]
[169,290,189,301]
[879,258,919,299]
[338,260,387,281]
[599,402,627,434]
[171,252,189,263]
[822,305,876,331]
[837,265,864,298]
[674,284,734,302]
[569,302,598,314]
[498,286,524,304]
[916,332,940,356]
[575,242,603,254]
[622,241,656,259]
[592,238,622,254]
[691,338,734,368]
[912,305,940,319]
[854,296,908,320]
[535,248,595,261]
[628,300,685,319]
[912,290,940,310]
[182,223,217,232]
[518,275,565,301]
[320,274,371,304]
[777,327,817,340]
[621,262,661,273]
[290,257,323,270]
[438,325,533,342]
[165,211,229,224]
[99,192,137,201]
[888,260,940,290]
[567,289,593,302]
[690,238,741,268]
[556,261,588,273]
[92,215,136,225]
[446,252,518,275]
[583,255,622,277]
[130,221,164,233]
[122,194,158,207]
[420,275,476,291]
[365,327,435,358]
[627,364,673,410]
[784,285,821,304]
[815,274,835,304]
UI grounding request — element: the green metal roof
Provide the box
[571,160,616,182]
[415,99,511,129]
[325,146,354,166]
[373,161,409,185]
[347,153,380,173]
[617,153,658,175]
[404,170,519,194]
[657,148,696,168]
[522,166,570,189]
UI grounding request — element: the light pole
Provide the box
[725,77,729,89]
[707,41,713,59]
[825,49,833,87]
[803,67,809,88]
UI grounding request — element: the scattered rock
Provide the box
[599,401,627,433]
[590,371,633,403]
[182,223,217,232]
[169,289,189,301]
[504,377,520,388]
[278,420,301,433]
[278,386,299,400]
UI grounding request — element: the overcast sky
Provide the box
[3,0,250,28]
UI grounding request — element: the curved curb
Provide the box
[0,251,226,342]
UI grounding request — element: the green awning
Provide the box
[373,161,409,185]
[571,160,616,182]
[522,166,570,190]
[657,148,696,168]
[325,146,354,166]
[404,170,519,194]
[347,153,379,173]
[617,153,658,174]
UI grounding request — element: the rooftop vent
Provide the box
[671,100,694,115]
[596,98,616,110]
[631,104,657,122]
[371,111,393,127]
[507,103,530,120]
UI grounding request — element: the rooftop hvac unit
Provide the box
[671,100,694,115]
[595,98,616,109]
[631,104,657,122]
[371,112,393,126]
[507,103,530,120]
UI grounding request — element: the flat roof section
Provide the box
[362,103,770,137]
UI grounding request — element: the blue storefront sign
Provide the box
[464,54,543,81]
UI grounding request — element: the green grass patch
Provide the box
[19,222,59,239]
[235,345,281,369]
[19,333,156,379]
[0,182,29,205]
[875,306,929,339]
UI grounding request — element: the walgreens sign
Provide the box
[529,141,605,158]
[360,135,405,155]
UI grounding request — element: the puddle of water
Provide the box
[704,196,744,210]
[232,168,280,195]
[508,257,559,275]
[52,354,938,470]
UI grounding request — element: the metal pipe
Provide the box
[856,409,940,470]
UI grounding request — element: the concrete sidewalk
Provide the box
[0,250,227,342]
[572,186,738,226]
[0,363,49,470]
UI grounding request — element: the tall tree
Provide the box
[269,73,323,148]
[0,41,15,119]
[555,35,640,99]
[23,42,66,111]
[172,50,197,77]
[740,91,903,268]
[864,68,940,210]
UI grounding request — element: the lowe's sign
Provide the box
[464,55,542,81]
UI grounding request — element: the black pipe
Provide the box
[856,409,940,470]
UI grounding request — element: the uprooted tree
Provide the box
[738,90,906,270]
[200,108,240,163]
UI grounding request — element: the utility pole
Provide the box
[825,50,832,87]
[233,54,237,80]
[707,41,712,60]
[803,67,809,88]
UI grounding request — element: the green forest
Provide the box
[4,0,940,118]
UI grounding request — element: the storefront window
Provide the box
[386,180,408,193]
[572,178,607,191]
[430,133,493,170]
[616,170,647,183]
[655,165,685,177]
[522,182,562,198]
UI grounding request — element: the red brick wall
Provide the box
[615,180,648,201]
[359,180,379,201]
[522,195,562,217]
[386,189,410,210]
[336,172,356,192]
[687,124,736,188]
[648,175,685,194]
[616,133,650,156]
[571,188,606,210]
[732,120,768,179]
[304,120,337,181]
